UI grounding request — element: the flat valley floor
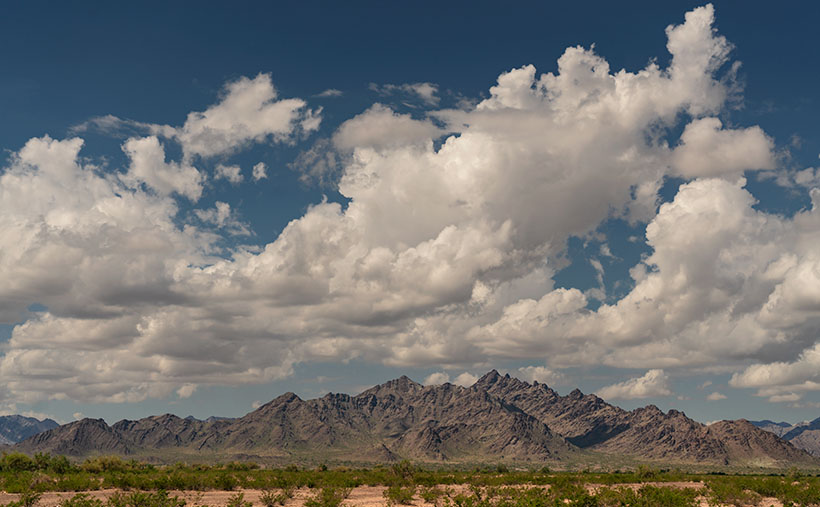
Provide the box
[0,484,789,507]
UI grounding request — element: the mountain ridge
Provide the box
[13,371,818,467]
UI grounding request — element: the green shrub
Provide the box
[634,465,657,481]
[384,484,415,505]
[0,453,36,472]
[260,487,295,507]
[105,490,185,507]
[215,473,238,491]
[304,486,350,507]
[60,493,104,507]
[419,486,445,506]
[225,492,252,507]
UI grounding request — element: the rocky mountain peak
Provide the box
[358,375,423,398]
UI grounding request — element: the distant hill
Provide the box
[0,415,59,445]
[749,420,796,437]
[14,371,818,467]
[751,418,820,457]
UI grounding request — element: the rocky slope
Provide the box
[475,370,814,466]
[14,376,575,462]
[750,417,820,457]
[750,420,796,438]
[0,415,59,445]
[16,418,132,456]
[13,371,817,466]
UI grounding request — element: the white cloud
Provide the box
[73,412,84,420]
[369,82,440,106]
[422,371,476,387]
[670,118,774,178]
[706,392,727,401]
[333,104,444,151]
[252,162,268,181]
[596,370,673,400]
[698,380,713,390]
[176,73,320,159]
[517,366,563,385]
[453,372,478,387]
[316,89,343,98]
[121,136,204,200]
[769,393,801,403]
[1,5,807,406]
[176,383,197,399]
[423,372,450,385]
[214,164,243,184]
[794,167,820,189]
[251,400,263,409]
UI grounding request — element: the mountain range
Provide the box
[9,371,819,467]
[0,415,59,446]
[751,418,820,456]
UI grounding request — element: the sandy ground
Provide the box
[0,484,786,507]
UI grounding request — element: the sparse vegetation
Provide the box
[2,452,820,506]
[383,483,415,505]
[304,486,351,507]
[225,492,251,507]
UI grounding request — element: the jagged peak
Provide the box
[475,369,533,391]
[635,404,664,416]
[356,375,423,398]
[475,369,502,385]
[568,388,584,400]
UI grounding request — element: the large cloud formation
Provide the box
[1,5,815,406]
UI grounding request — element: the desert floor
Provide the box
[0,483,785,507]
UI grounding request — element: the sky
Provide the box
[1,1,820,427]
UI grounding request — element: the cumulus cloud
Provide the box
[176,383,197,399]
[74,74,319,161]
[332,104,444,151]
[175,74,321,158]
[453,372,479,387]
[706,392,727,401]
[670,118,774,178]
[422,372,477,387]
[195,201,251,236]
[596,370,673,400]
[121,136,204,200]
[517,366,564,385]
[423,372,450,385]
[214,164,243,184]
[0,5,807,406]
[252,162,268,181]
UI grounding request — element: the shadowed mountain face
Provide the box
[0,415,59,445]
[752,418,820,457]
[471,371,815,466]
[14,371,818,466]
[15,376,575,463]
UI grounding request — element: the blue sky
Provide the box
[1,1,820,426]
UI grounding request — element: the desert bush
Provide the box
[105,491,185,507]
[225,492,252,507]
[384,484,415,505]
[0,453,36,472]
[634,465,657,481]
[419,486,446,506]
[304,486,350,507]
[259,487,293,507]
[215,473,238,491]
[60,493,104,507]
[81,457,135,474]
